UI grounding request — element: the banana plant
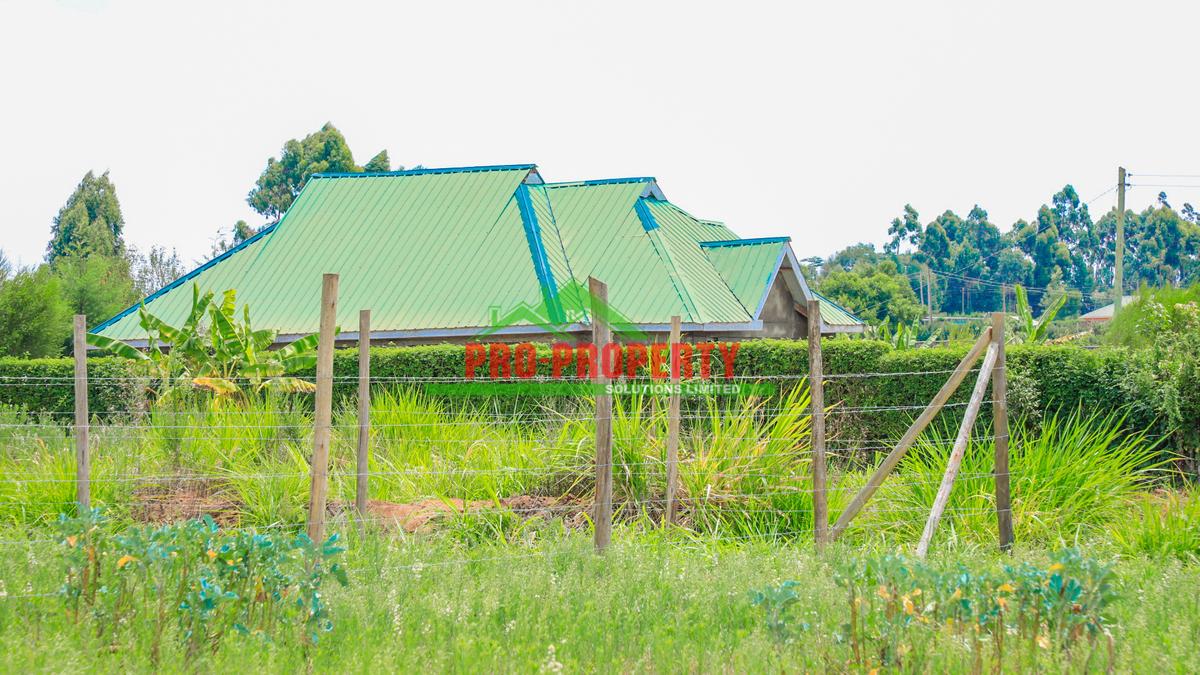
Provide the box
[872,319,933,350]
[1013,284,1066,344]
[87,284,321,398]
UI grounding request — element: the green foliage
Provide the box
[1095,205,1200,289]
[832,549,1115,670]
[885,204,922,254]
[2,337,1182,457]
[0,356,139,421]
[4,532,1200,671]
[54,252,137,332]
[1109,490,1200,561]
[872,319,928,350]
[362,150,391,172]
[679,383,825,538]
[888,410,1163,544]
[91,285,320,399]
[1120,296,1200,471]
[1013,283,1066,343]
[817,259,925,325]
[210,220,258,257]
[1104,284,1200,348]
[750,580,808,640]
[129,245,185,297]
[0,265,69,357]
[826,185,1199,322]
[54,509,348,659]
[47,170,125,262]
[247,123,391,220]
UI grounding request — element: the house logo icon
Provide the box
[479,279,648,341]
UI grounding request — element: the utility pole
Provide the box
[1115,166,1126,314]
[925,269,934,322]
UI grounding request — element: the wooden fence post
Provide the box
[830,327,993,541]
[73,315,90,511]
[664,315,682,526]
[992,312,1014,551]
[355,309,371,519]
[807,300,827,550]
[590,277,613,552]
[307,273,339,544]
[915,342,999,558]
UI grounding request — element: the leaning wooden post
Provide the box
[355,309,371,519]
[807,300,828,550]
[991,312,1014,551]
[664,315,682,526]
[73,315,90,511]
[830,327,993,541]
[590,277,614,552]
[915,341,999,558]
[307,273,339,544]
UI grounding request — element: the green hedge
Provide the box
[0,357,142,418]
[0,341,1159,453]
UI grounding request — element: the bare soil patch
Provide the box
[131,482,240,526]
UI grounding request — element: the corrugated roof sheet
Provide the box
[700,239,788,315]
[642,200,753,321]
[95,164,864,340]
[536,180,690,323]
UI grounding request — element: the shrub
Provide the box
[56,510,348,662]
[830,549,1116,671]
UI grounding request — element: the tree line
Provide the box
[813,186,1200,327]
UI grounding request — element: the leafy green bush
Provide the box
[1120,298,1200,474]
[831,549,1115,671]
[56,510,347,662]
[0,356,141,417]
[1104,284,1200,348]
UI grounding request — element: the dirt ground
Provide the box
[131,483,586,533]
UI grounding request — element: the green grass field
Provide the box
[2,528,1200,672]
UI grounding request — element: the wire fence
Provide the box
[0,319,1030,605]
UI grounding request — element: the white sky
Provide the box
[2,0,1199,268]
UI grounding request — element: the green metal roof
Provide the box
[811,290,865,327]
[95,164,864,341]
[700,239,789,316]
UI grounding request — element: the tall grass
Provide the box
[874,409,1164,546]
[334,388,588,504]
[1109,489,1200,561]
[0,388,1177,550]
[679,383,834,538]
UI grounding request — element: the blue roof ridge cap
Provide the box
[543,176,656,188]
[699,236,791,248]
[311,163,537,179]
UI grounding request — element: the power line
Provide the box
[1127,173,1200,179]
